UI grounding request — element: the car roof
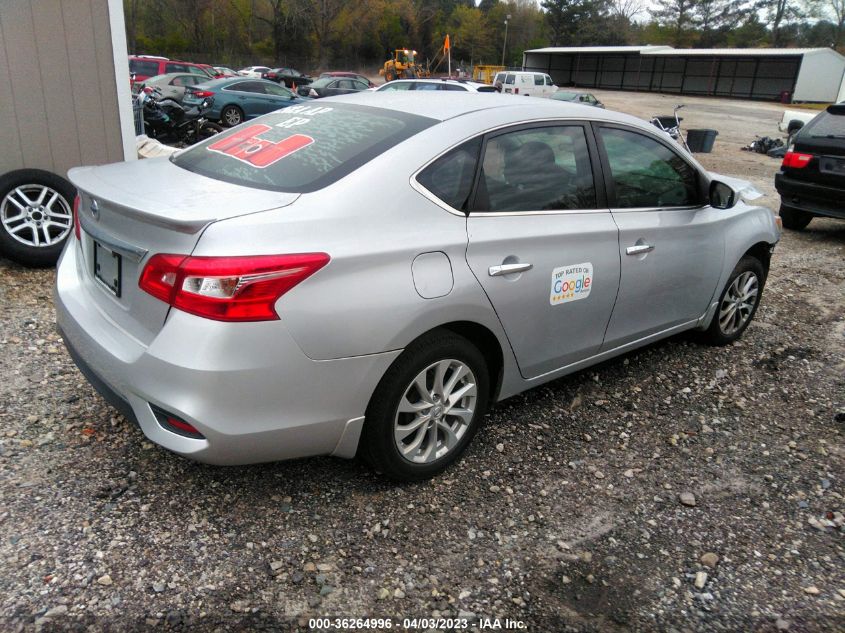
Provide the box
[385,78,488,86]
[324,91,647,127]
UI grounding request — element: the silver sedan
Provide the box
[55,93,780,481]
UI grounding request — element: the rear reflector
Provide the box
[151,405,205,439]
[139,253,330,322]
[782,151,813,169]
[73,194,81,240]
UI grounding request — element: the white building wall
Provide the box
[793,50,845,102]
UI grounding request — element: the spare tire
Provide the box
[0,169,76,267]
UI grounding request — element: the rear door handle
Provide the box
[489,262,533,276]
[626,244,654,256]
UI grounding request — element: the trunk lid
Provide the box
[69,157,298,344]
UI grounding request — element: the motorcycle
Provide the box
[137,86,222,147]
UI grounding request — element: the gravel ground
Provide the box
[1,90,843,632]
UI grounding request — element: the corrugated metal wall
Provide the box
[524,51,804,102]
[0,0,126,177]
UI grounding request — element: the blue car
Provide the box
[183,77,308,127]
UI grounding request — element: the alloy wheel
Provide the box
[718,271,759,336]
[1,185,72,248]
[224,108,242,126]
[393,359,477,464]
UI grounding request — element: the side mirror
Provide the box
[709,180,736,209]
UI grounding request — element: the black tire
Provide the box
[779,203,812,231]
[198,122,223,141]
[702,255,766,346]
[0,169,75,267]
[359,330,490,481]
[220,105,244,127]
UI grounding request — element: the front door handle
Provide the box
[489,262,533,277]
[626,244,654,256]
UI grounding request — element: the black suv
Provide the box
[775,104,845,230]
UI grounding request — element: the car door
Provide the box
[167,75,198,102]
[503,73,515,94]
[262,81,297,111]
[226,81,270,116]
[463,123,621,379]
[595,124,725,349]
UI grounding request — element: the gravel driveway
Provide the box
[1,91,843,632]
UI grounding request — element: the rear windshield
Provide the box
[802,110,845,139]
[171,103,434,192]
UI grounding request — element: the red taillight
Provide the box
[139,253,330,322]
[782,151,813,169]
[191,90,215,98]
[73,194,81,240]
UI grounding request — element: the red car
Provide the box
[320,71,375,88]
[129,56,215,83]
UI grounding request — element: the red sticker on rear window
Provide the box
[207,124,314,168]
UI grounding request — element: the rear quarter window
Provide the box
[171,104,434,193]
[801,110,845,138]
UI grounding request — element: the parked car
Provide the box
[775,103,845,230]
[551,90,605,108]
[376,78,497,92]
[320,71,376,88]
[238,66,271,78]
[213,66,240,78]
[264,67,312,88]
[139,73,210,103]
[57,92,779,481]
[493,71,557,98]
[182,77,307,127]
[298,76,370,98]
[129,56,215,83]
[195,63,227,79]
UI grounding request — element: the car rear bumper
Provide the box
[775,172,845,219]
[54,241,400,465]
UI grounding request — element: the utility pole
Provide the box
[501,14,511,67]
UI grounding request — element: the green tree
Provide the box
[652,0,698,46]
[450,5,490,66]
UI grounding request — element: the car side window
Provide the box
[166,63,189,74]
[171,76,195,87]
[505,74,515,85]
[264,82,292,97]
[237,81,264,95]
[473,126,597,212]
[130,60,159,76]
[598,127,701,209]
[534,75,544,86]
[440,84,466,91]
[545,75,553,86]
[416,137,482,211]
[352,80,369,90]
[414,82,439,91]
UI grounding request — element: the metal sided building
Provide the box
[523,46,845,103]
[0,0,135,185]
